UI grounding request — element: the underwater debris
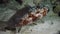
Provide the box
[0,0,9,4]
[15,0,23,5]
[58,12,60,16]
[57,31,60,34]
[52,0,60,15]
[53,5,60,16]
